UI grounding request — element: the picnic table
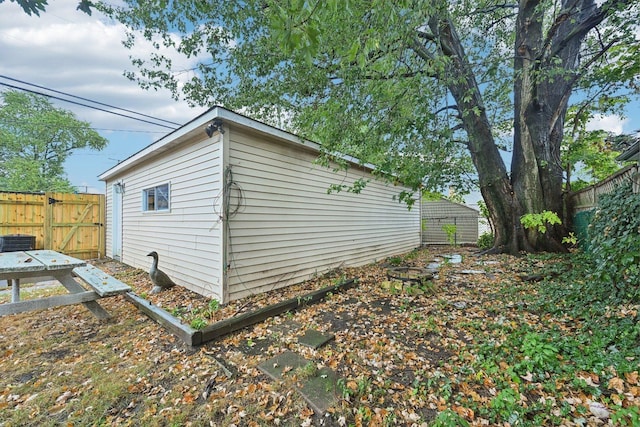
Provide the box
[0,250,130,319]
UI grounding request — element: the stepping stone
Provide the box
[300,367,338,414]
[426,262,441,270]
[442,254,463,263]
[270,320,302,336]
[298,329,335,349]
[205,354,235,378]
[259,350,308,379]
[258,351,338,415]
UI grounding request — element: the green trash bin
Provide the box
[573,210,594,252]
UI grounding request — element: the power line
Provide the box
[0,80,178,130]
[0,75,182,126]
[0,118,168,134]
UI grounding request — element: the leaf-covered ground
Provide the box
[0,246,638,426]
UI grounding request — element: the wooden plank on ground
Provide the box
[200,279,357,344]
[123,279,356,347]
[123,292,202,346]
[0,291,99,316]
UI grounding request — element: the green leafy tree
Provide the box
[0,90,107,192]
[0,0,92,16]
[562,106,632,192]
[563,129,623,192]
[98,0,640,253]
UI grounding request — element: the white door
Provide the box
[112,184,123,260]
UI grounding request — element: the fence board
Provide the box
[568,165,639,213]
[0,193,45,249]
[0,192,105,259]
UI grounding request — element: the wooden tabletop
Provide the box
[0,250,85,274]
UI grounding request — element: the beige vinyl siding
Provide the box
[106,134,224,299]
[226,128,420,301]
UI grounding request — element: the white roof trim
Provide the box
[98,106,372,181]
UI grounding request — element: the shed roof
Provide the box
[617,140,639,162]
[422,198,480,215]
[98,106,370,181]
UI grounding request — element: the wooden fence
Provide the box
[568,164,639,213]
[0,192,105,260]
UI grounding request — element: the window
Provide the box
[142,183,170,212]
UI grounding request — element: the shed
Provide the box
[616,141,639,194]
[421,198,479,245]
[616,140,639,163]
[99,107,420,303]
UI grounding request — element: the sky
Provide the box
[0,0,638,198]
[0,0,206,193]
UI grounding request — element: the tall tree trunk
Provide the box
[425,0,623,253]
[512,0,598,252]
[436,18,529,254]
[512,0,565,252]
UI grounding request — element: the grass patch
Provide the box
[0,283,67,304]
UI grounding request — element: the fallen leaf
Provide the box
[625,371,638,385]
[608,377,624,393]
[589,401,609,420]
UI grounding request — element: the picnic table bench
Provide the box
[0,250,130,319]
[72,264,131,297]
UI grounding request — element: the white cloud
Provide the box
[0,0,209,191]
[0,0,205,129]
[585,114,627,135]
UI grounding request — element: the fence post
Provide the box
[44,192,53,250]
[454,217,457,246]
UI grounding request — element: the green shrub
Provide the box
[442,224,457,246]
[490,387,522,422]
[190,317,207,330]
[611,406,640,426]
[516,332,559,375]
[588,182,640,302]
[432,409,470,427]
[477,232,494,249]
[386,256,403,266]
[520,210,562,234]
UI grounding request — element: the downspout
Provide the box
[209,118,230,304]
[220,122,230,305]
[418,188,424,247]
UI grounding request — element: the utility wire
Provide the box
[0,75,182,126]
[0,81,178,130]
[0,118,168,134]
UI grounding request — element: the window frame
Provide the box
[142,182,171,213]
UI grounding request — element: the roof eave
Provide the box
[616,141,639,162]
[98,106,374,182]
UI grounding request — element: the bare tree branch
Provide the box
[547,0,634,60]
[550,37,620,132]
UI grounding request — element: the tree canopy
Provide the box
[0,0,92,16]
[0,90,107,192]
[98,0,639,253]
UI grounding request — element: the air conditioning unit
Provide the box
[0,235,36,252]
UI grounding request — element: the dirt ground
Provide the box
[0,246,607,426]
